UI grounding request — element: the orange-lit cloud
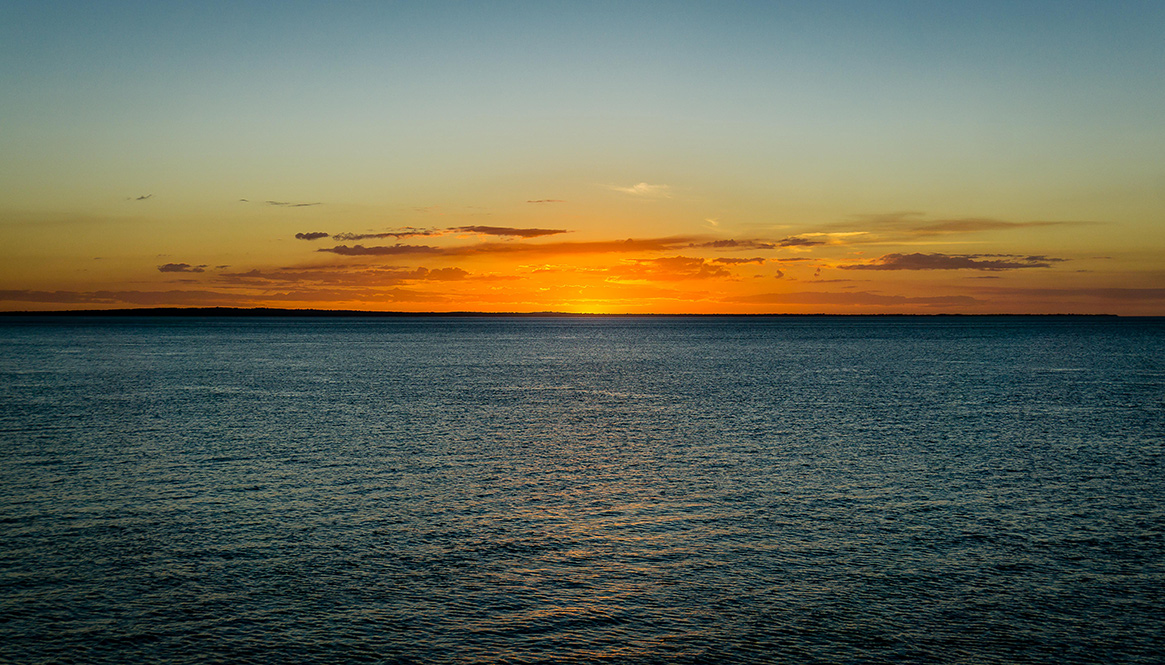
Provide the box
[608,256,732,281]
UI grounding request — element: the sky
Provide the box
[2,1,1163,314]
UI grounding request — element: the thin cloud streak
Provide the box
[610,183,671,197]
[452,226,567,238]
[839,253,1065,271]
[730,291,981,306]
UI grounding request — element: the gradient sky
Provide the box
[2,1,1163,313]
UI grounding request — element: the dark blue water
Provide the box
[1,316,1162,664]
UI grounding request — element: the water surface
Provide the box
[1,316,1162,663]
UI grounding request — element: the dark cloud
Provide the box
[527,199,566,204]
[267,201,322,207]
[219,264,470,286]
[332,228,437,241]
[318,244,442,256]
[419,267,469,281]
[133,194,153,201]
[158,263,206,273]
[839,253,1064,271]
[712,257,766,265]
[317,236,701,259]
[295,232,330,241]
[469,236,700,256]
[690,239,778,250]
[453,226,567,238]
[778,236,824,247]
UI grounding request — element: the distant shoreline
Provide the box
[0,307,1126,318]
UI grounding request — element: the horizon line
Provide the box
[0,307,1130,318]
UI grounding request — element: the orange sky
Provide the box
[3,3,1163,314]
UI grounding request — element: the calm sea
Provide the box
[1,315,1162,664]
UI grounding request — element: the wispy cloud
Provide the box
[843,212,1091,237]
[452,226,567,238]
[609,256,732,281]
[712,257,766,265]
[267,201,322,207]
[220,265,470,286]
[319,244,442,256]
[777,236,824,247]
[318,236,702,258]
[730,291,981,306]
[839,253,1065,271]
[329,226,566,241]
[975,286,1165,302]
[295,232,330,241]
[690,239,778,251]
[527,199,566,204]
[333,228,437,241]
[157,263,206,273]
[610,182,671,197]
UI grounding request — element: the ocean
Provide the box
[1,315,1162,664]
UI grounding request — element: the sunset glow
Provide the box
[3,2,1162,314]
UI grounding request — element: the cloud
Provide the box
[610,256,732,281]
[267,201,322,207]
[778,236,824,247]
[0,287,452,307]
[157,263,206,273]
[844,212,1091,237]
[319,244,442,256]
[730,291,981,306]
[318,236,702,259]
[132,194,153,201]
[295,232,330,241]
[712,257,766,265]
[329,226,565,241]
[690,239,778,251]
[913,219,1073,234]
[219,264,471,286]
[976,287,1165,302]
[422,267,469,281]
[839,253,1065,271]
[333,228,437,241]
[527,199,566,204]
[452,226,567,238]
[610,182,671,197]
